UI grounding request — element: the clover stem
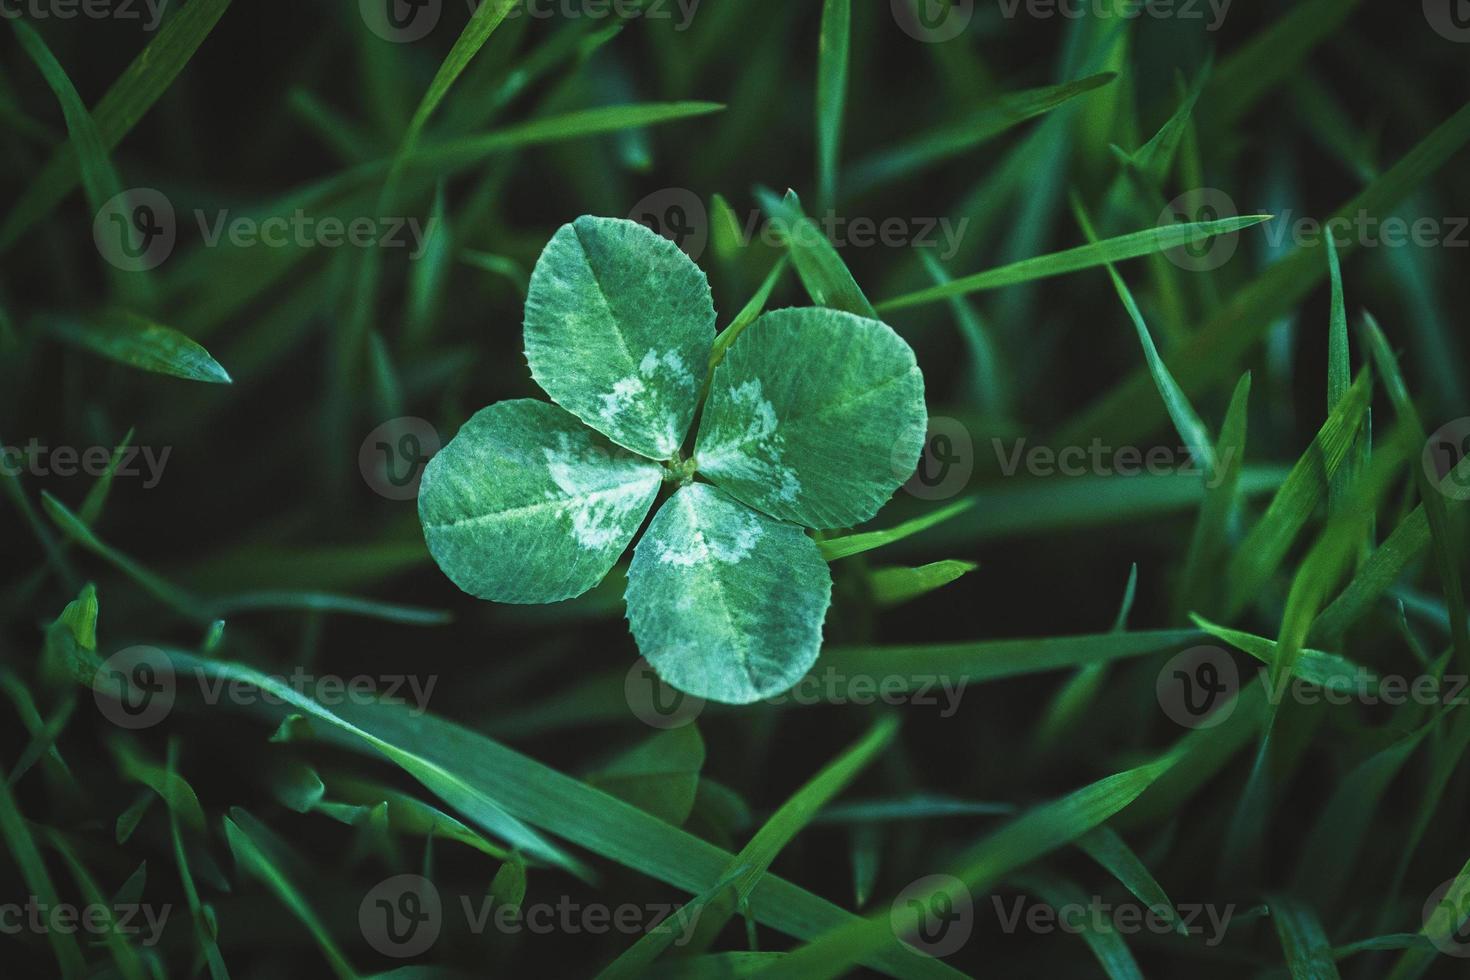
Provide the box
[662,452,699,485]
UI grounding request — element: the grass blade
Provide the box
[1269,895,1343,980]
[759,753,1185,980]
[1052,101,1470,457]
[683,716,899,951]
[868,560,977,607]
[847,73,1116,197]
[877,215,1273,312]
[815,0,849,214]
[1360,312,1469,667]
[1177,373,1251,618]
[223,808,358,980]
[1074,196,1216,475]
[754,187,876,317]
[819,499,976,561]
[166,650,962,980]
[0,0,233,250]
[1010,872,1143,979]
[39,312,232,384]
[1224,370,1371,616]
[0,762,87,978]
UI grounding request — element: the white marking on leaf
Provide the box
[593,349,699,458]
[654,488,765,567]
[596,375,647,432]
[543,433,658,551]
[700,379,802,504]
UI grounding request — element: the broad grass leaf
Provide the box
[1008,872,1143,980]
[819,498,975,561]
[524,216,715,460]
[753,189,876,318]
[169,651,962,980]
[1268,895,1342,980]
[1075,827,1184,935]
[696,308,926,529]
[587,725,706,826]
[868,560,977,607]
[419,399,662,604]
[626,484,832,704]
[38,312,232,384]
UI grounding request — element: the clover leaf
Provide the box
[418,215,927,704]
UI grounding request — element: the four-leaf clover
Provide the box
[418,216,928,704]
